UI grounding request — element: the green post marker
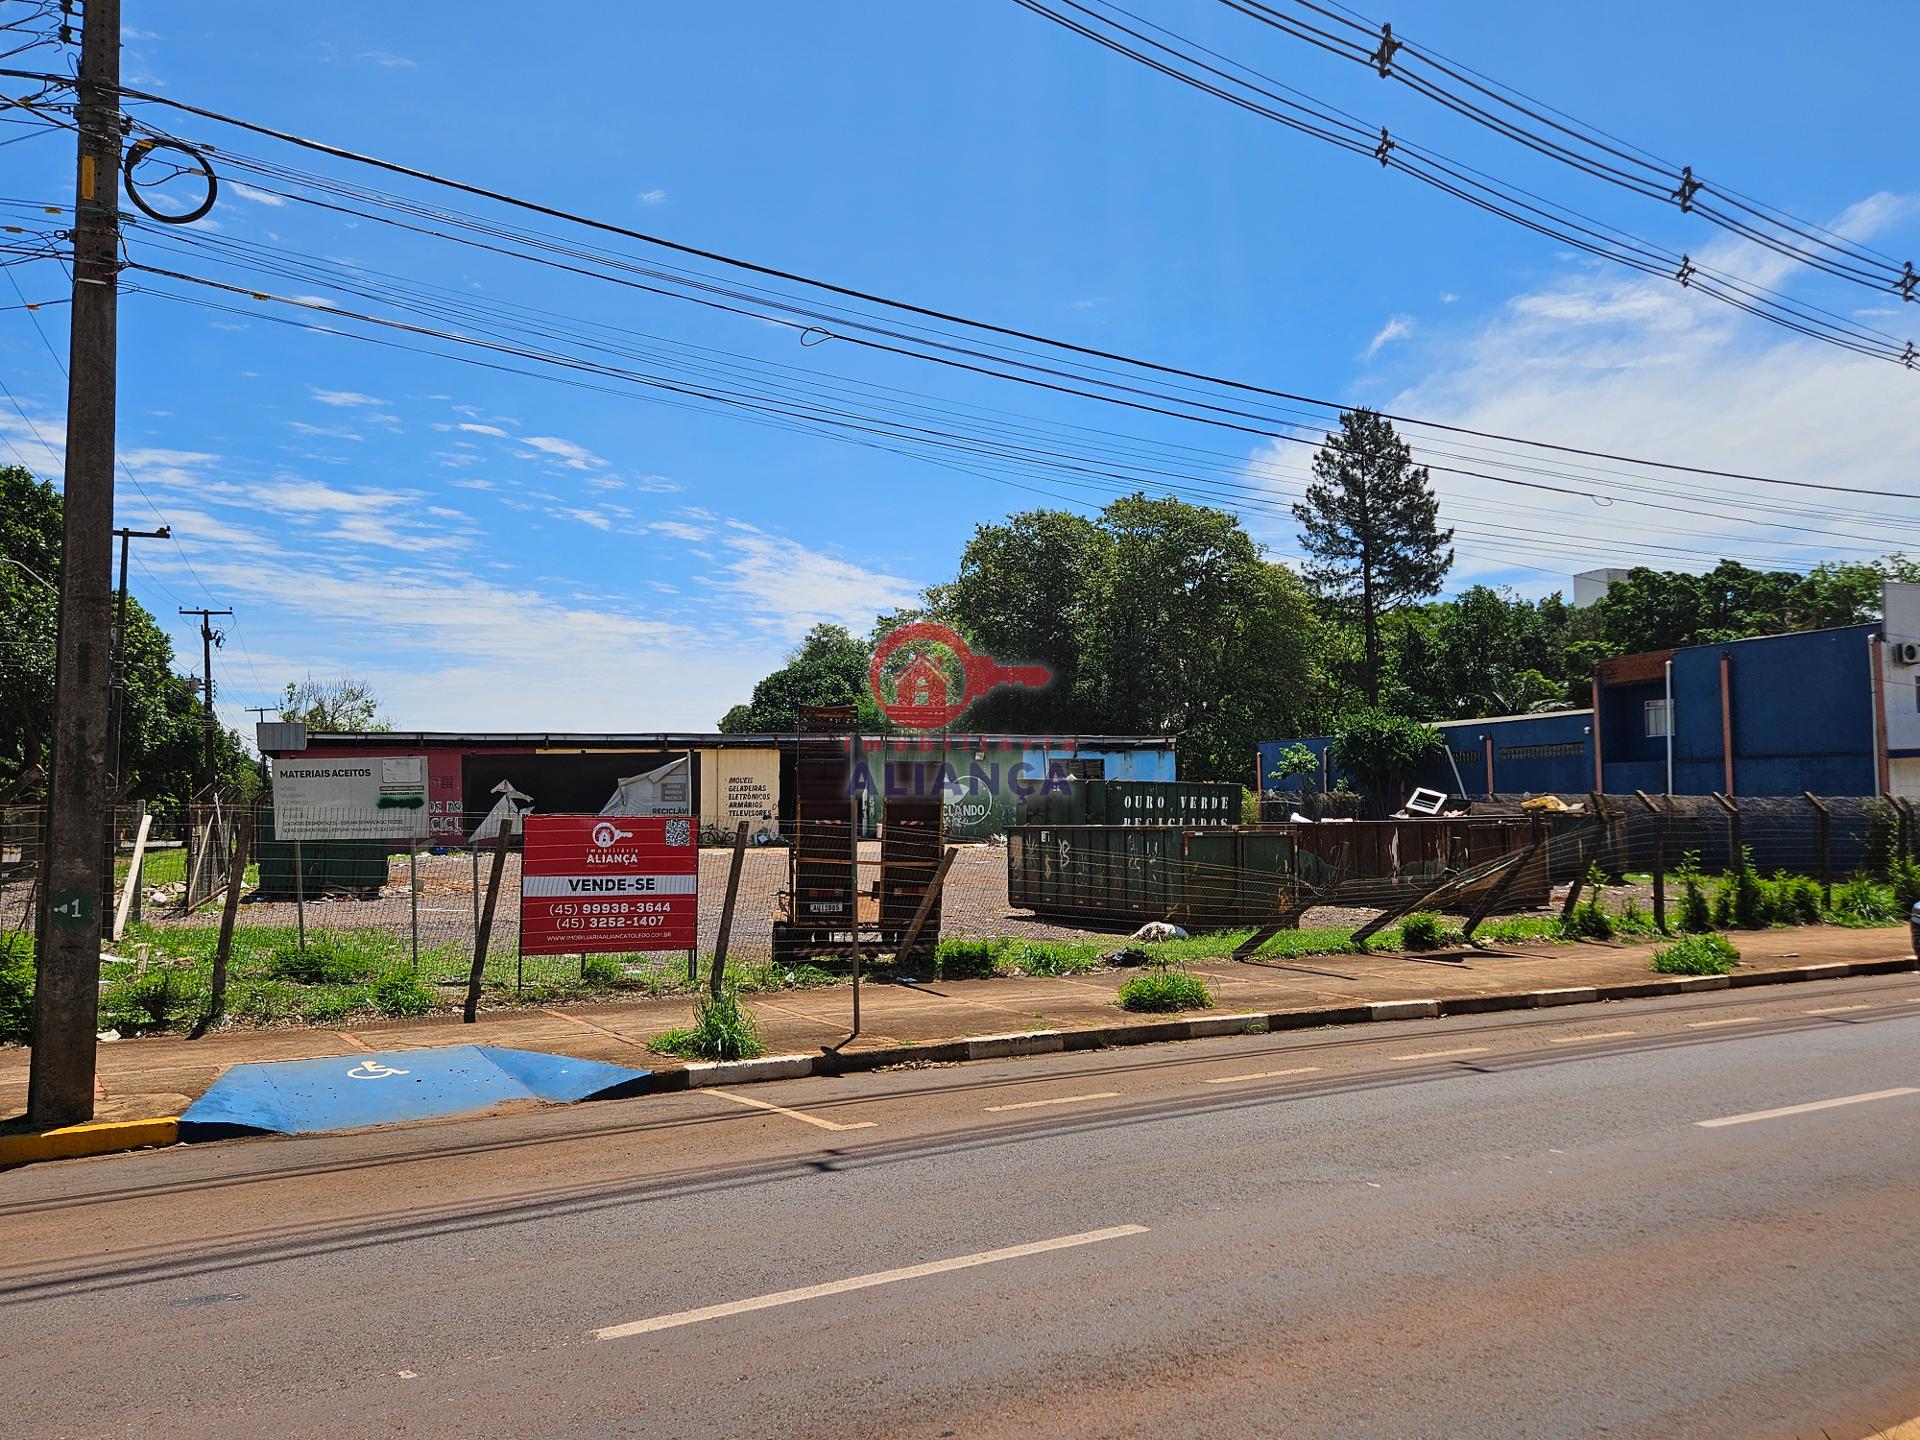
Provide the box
[49,891,95,928]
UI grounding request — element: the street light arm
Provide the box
[0,556,56,591]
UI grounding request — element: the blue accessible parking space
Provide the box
[179,1045,653,1140]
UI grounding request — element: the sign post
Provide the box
[519,815,698,959]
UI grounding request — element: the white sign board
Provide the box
[272,755,430,841]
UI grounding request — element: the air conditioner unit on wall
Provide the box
[1894,640,1920,666]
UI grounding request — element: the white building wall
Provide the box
[1881,582,1920,798]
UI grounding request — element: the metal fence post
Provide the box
[1713,792,1742,870]
[1805,792,1832,908]
[293,837,306,951]
[1636,790,1667,934]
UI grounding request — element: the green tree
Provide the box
[716,623,884,732]
[926,509,1108,732]
[1394,585,1573,718]
[1293,410,1455,704]
[279,675,390,732]
[1329,707,1444,815]
[0,464,251,812]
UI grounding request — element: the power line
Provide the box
[0,64,1898,497]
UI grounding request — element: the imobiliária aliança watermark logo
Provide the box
[868,621,1052,731]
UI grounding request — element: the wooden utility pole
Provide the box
[29,0,122,1128]
[178,606,232,795]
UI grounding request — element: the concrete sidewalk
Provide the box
[3,923,1913,1129]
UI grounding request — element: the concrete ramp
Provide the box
[179,1045,652,1140]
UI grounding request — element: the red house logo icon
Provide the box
[869,621,1053,731]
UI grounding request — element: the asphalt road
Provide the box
[4,975,1920,1439]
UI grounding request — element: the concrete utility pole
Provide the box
[179,606,233,796]
[29,0,122,1128]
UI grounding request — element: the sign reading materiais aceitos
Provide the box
[519,814,698,955]
[271,755,430,841]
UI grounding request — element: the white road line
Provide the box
[1547,1030,1637,1044]
[1696,1088,1920,1129]
[1686,1017,1760,1029]
[696,1088,876,1132]
[984,1091,1120,1112]
[593,1224,1150,1340]
[1805,1003,1873,1015]
[1201,1066,1321,1085]
[1390,1046,1489,1062]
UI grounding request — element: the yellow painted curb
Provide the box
[0,1116,179,1168]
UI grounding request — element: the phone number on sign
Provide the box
[545,901,680,917]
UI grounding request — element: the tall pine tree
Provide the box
[1292,409,1454,705]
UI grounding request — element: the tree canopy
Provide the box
[279,676,390,733]
[0,464,253,814]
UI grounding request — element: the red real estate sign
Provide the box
[519,815,699,955]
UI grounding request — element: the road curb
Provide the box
[0,1116,179,1169]
[23,953,1914,1165]
[669,955,1917,1091]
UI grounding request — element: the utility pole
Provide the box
[29,0,122,1128]
[179,606,232,796]
[100,524,168,918]
[106,524,169,793]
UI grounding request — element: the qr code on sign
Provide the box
[665,818,691,848]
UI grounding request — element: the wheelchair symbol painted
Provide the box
[346,1059,411,1080]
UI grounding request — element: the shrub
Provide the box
[1712,847,1769,930]
[1614,895,1660,938]
[1764,871,1822,926]
[1398,913,1447,951]
[1650,932,1741,976]
[267,931,379,985]
[0,933,33,1044]
[102,965,204,1032]
[580,954,625,986]
[1116,963,1212,1013]
[1675,851,1712,933]
[1831,873,1899,925]
[934,938,1003,979]
[1558,863,1615,940]
[652,987,764,1061]
[1893,856,1920,914]
[372,971,436,1018]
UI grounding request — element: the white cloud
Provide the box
[637,189,668,205]
[259,480,404,515]
[457,422,511,437]
[1364,314,1414,359]
[286,420,363,441]
[648,520,709,542]
[719,527,918,640]
[359,50,416,68]
[230,182,287,207]
[518,434,609,470]
[634,474,682,493]
[310,387,385,407]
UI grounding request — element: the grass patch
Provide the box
[1649,931,1741,976]
[1116,963,1212,1013]
[1397,913,1451,951]
[0,931,33,1045]
[649,987,764,1061]
[931,936,1107,978]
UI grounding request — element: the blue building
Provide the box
[1261,583,1917,802]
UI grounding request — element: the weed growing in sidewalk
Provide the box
[1558,864,1616,941]
[1649,932,1741,976]
[1116,962,1212,1013]
[650,986,765,1061]
[1397,913,1451,950]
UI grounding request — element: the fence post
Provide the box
[112,808,151,943]
[1804,792,1832,908]
[897,845,959,976]
[409,841,420,976]
[709,821,750,998]
[1635,790,1667,934]
[464,824,512,1024]
[199,812,253,1036]
[293,837,306,951]
[1713,792,1742,870]
[128,800,145,925]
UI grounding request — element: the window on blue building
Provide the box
[1644,698,1673,738]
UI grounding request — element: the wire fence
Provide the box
[1,793,1913,1034]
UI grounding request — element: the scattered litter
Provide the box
[95,1029,120,1042]
[1130,921,1189,942]
[1521,794,1578,812]
[1101,946,1154,967]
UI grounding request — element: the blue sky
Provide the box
[2,1,1916,734]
